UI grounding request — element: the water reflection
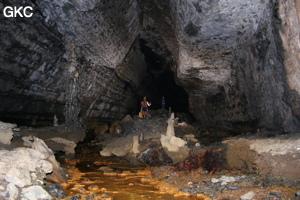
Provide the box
[62,158,204,200]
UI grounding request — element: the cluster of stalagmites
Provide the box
[99,110,198,165]
[0,121,66,200]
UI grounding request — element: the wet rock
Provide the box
[88,185,98,190]
[98,166,113,171]
[101,193,110,198]
[296,191,300,200]
[71,195,81,200]
[226,186,239,190]
[45,183,64,198]
[21,185,52,200]
[211,176,236,185]
[137,148,173,166]
[103,170,117,176]
[240,191,255,200]
[268,192,281,198]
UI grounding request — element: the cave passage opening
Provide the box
[138,38,189,113]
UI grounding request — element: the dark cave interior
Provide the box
[138,38,189,112]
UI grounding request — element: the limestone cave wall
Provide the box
[0,0,299,132]
[0,0,66,125]
[170,0,300,132]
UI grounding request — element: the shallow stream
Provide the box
[62,155,203,200]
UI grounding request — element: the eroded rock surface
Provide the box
[223,132,300,179]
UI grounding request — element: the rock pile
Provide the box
[0,121,67,199]
[99,110,197,165]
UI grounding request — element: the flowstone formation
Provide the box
[64,43,81,128]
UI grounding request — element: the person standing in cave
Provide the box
[141,96,151,119]
[161,97,166,109]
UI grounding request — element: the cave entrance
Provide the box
[138,37,189,112]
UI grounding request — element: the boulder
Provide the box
[94,123,109,135]
[0,121,16,145]
[45,137,77,155]
[109,121,122,134]
[183,134,198,142]
[6,183,18,200]
[21,185,52,200]
[223,132,300,178]
[137,148,173,166]
[120,114,133,124]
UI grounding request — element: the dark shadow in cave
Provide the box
[138,38,189,113]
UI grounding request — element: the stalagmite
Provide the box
[160,113,187,152]
[132,136,140,154]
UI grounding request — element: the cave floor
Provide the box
[56,143,298,200]
[10,111,299,199]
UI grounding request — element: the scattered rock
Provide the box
[296,191,300,200]
[137,148,172,166]
[103,170,117,176]
[240,191,255,200]
[21,185,52,200]
[226,186,239,190]
[45,183,65,198]
[183,134,198,142]
[211,176,236,185]
[269,192,281,198]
